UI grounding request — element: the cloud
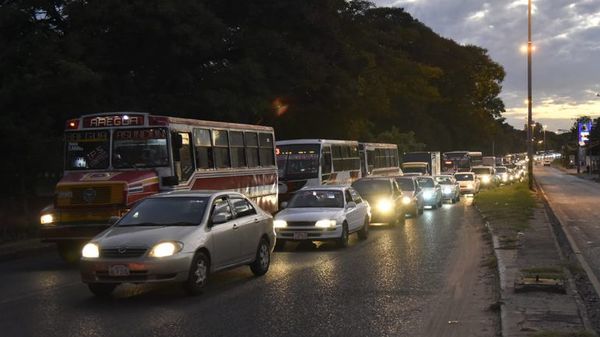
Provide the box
[373,0,600,131]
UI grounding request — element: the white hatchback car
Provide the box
[273,186,371,249]
[80,191,275,296]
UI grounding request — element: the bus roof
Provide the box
[276,139,359,146]
[68,112,273,132]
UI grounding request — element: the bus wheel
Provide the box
[57,242,82,264]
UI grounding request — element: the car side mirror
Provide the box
[211,213,231,225]
[346,201,357,209]
[162,176,179,186]
[108,215,120,226]
[280,201,288,209]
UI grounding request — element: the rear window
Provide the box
[455,174,474,181]
[351,179,392,196]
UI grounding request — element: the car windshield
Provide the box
[495,167,507,173]
[455,174,474,181]
[65,130,110,170]
[351,180,391,197]
[395,178,415,191]
[288,190,344,208]
[416,177,434,188]
[112,128,169,169]
[434,176,453,184]
[118,197,209,226]
[472,167,491,175]
[276,144,320,180]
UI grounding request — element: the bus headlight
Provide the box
[273,220,288,228]
[82,243,100,258]
[40,214,54,225]
[401,196,412,205]
[377,199,394,213]
[315,219,336,228]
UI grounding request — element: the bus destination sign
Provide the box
[82,114,145,128]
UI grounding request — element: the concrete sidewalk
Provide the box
[552,164,599,183]
[483,198,594,335]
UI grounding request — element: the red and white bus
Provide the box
[40,112,277,260]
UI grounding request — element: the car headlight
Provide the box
[401,196,412,205]
[443,187,452,194]
[149,242,183,258]
[315,219,336,228]
[40,214,54,225]
[423,191,433,199]
[481,175,491,184]
[376,199,394,213]
[273,220,288,228]
[82,243,99,258]
[502,173,508,181]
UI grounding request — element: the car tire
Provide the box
[57,241,82,264]
[184,251,210,296]
[358,217,369,240]
[88,283,117,297]
[274,239,286,251]
[337,223,349,248]
[250,238,271,276]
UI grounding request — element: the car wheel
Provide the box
[337,223,349,248]
[184,251,210,295]
[250,239,271,276]
[57,241,82,264]
[88,283,117,297]
[274,239,286,251]
[358,216,369,240]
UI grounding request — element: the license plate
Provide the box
[293,232,308,240]
[108,264,130,276]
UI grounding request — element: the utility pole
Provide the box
[526,0,534,189]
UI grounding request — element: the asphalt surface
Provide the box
[0,198,494,337]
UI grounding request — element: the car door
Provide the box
[230,197,262,261]
[391,180,403,215]
[349,188,368,226]
[208,197,242,269]
[344,189,360,232]
[413,180,423,209]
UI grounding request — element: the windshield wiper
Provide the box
[163,221,198,226]
[118,222,165,227]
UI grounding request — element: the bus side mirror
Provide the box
[162,176,179,186]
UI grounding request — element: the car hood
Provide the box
[94,225,198,248]
[275,208,343,222]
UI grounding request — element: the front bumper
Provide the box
[276,226,341,241]
[41,223,111,242]
[80,252,194,284]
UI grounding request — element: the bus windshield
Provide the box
[276,144,320,180]
[65,130,110,170]
[113,128,169,169]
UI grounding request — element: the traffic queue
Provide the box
[39,112,525,297]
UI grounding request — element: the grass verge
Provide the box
[475,181,536,232]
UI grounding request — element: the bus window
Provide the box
[230,131,246,168]
[259,133,275,166]
[245,132,259,168]
[193,128,213,169]
[212,130,230,168]
[321,146,332,175]
[173,132,194,182]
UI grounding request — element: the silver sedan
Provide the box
[80,191,275,296]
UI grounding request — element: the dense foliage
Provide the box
[0,0,526,233]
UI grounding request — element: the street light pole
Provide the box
[527,0,534,189]
[543,125,547,154]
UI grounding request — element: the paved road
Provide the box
[0,198,495,337]
[536,166,600,284]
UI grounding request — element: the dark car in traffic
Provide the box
[351,177,405,226]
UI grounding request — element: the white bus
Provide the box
[358,142,401,177]
[276,139,361,204]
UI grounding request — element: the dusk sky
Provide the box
[374,0,600,132]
